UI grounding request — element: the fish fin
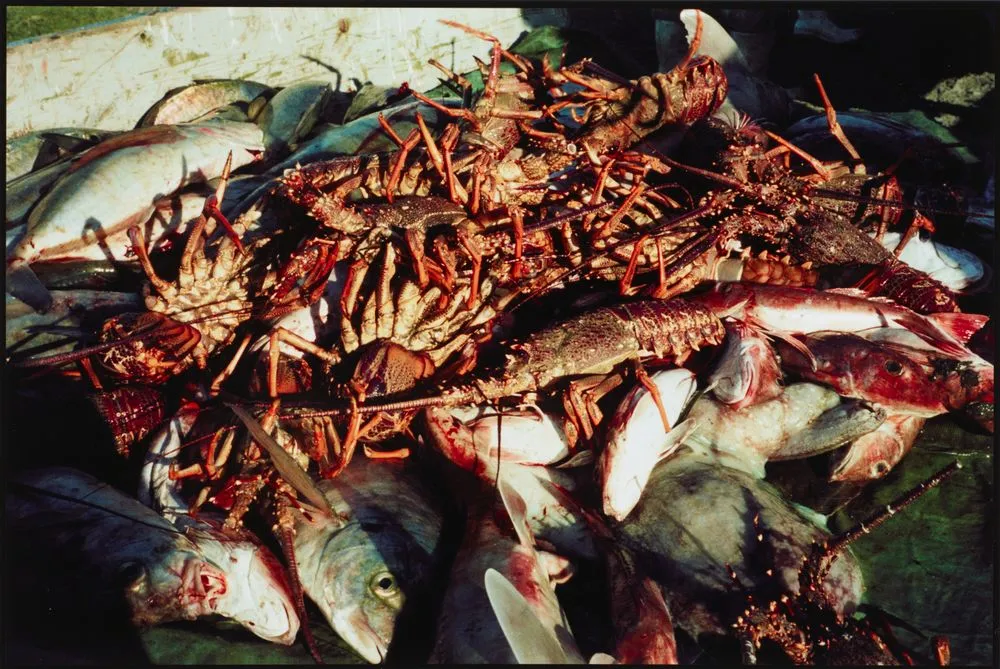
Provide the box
[775,401,887,461]
[888,309,970,358]
[824,287,871,298]
[765,330,819,371]
[590,652,618,664]
[554,449,594,469]
[6,262,53,313]
[226,403,334,517]
[790,501,830,531]
[498,477,535,549]
[656,419,698,462]
[484,568,577,664]
[537,550,575,585]
[717,295,751,321]
[927,312,990,345]
[679,9,750,71]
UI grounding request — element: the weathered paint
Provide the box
[6,7,568,140]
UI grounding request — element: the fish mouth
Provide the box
[212,547,301,645]
[333,607,389,664]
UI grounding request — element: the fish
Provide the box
[7,127,120,181]
[615,449,865,643]
[6,156,74,229]
[255,80,333,160]
[706,318,783,410]
[7,467,228,628]
[484,568,618,664]
[221,99,457,222]
[874,231,988,293]
[289,456,447,663]
[683,382,887,478]
[137,79,274,127]
[139,411,301,645]
[676,9,791,125]
[692,282,985,359]
[445,403,576,467]
[6,289,142,360]
[6,186,211,264]
[429,479,582,664]
[775,329,994,417]
[7,122,264,271]
[598,368,698,521]
[557,482,678,664]
[831,413,927,482]
[422,406,598,562]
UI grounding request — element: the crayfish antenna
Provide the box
[816,461,961,582]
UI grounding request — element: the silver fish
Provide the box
[7,127,120,181]
[137,79,273,127]
[7,122,264,269]
[422,406,598,562]
[8,467,228,628]
[290,456,446,663]
[429,479,582,664]
[140,411,301,645]
[599,368,698,522]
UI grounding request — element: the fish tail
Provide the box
[6,261,53,313]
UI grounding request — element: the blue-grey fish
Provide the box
[8,467,229,628]
[290,456,446,663]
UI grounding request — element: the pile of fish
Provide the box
[5,9,993,666]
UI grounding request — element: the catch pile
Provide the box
[6,10,993,666]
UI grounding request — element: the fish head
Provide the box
[199,536,300,645]
[124,549,227,627]
[313,522,434,663]
[710,319,782,408]
[781,333,944,414]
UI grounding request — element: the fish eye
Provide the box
[117,561,146,587]
[370,572,399,598]
[883,360,904,375]
[873,462,890,477]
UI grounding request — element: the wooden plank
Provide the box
[5,7,567,140]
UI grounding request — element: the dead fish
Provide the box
[429,479,582,663]
[6,155,74,229]
[560,485,678,664]
[831,413,927,482]
[445,403,576,467]
[6,289,142,360]
[255,80,333,160]
[706,318,783,410]
[874,231,988,293]
[140,411,301,645]
[598,369,698,522]
[7,122,263,270]
[683,382,887,478]
[422,406,598,562]
[615,449,865,643]
[7,467,228,628]
[678,9,791,124]
[342,83,416,124]
[692,282,983,359]
[289,456,446,663]
[776,330,993,418]
[7,127,120,181]
[7,186,211,264]
[137,79,273,127]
